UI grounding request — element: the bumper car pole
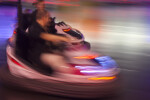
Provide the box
[17,0,22,29]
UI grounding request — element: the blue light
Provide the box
[95,56,117,69]
[0,6,17,38]
[99,60,117,69]
[95,56,111,62]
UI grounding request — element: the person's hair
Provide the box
[36,10,49,20]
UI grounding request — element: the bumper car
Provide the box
[5,45,120,98]
[3,18,120,99]
[4,36,120,99]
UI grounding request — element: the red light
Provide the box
[7,55,26,68]
[13,31,17,34]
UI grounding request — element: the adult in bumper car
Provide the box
[27,10,75,74]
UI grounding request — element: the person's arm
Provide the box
[40,33,70,42]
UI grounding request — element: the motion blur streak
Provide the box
[88,76,116,81]
[1,0,150,100]
[44,1,80,6]
[74,55,98,59]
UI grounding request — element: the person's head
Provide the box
[33,0,45,11]
[36,10,51,27]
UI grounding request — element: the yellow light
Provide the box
[88,76,116,81]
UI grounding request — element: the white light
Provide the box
[75,66,101,70]
[80,70,109,74]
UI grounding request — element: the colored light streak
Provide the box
[95,56,111,62]
[45,1,80,6]
[7,55,25,68]
[88,76,116,81]
[21,0,80,6]
[63,28,71,32]
[75,66,102,70]
[74,55,98,59]
[80,70,109,73]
